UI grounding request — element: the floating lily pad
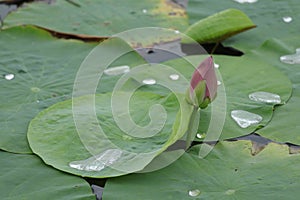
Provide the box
[3,0,188,37]
[27,91,195,178]
[0,150,95,199]
[253,38,300,144]
[187,0,300,50]
[0,26,146,153]
[183,9,256,44]
[103,141,300,199]
[162,54,292,141]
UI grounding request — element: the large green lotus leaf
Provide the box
[187,0,300,50]
[0,26,146,153]
[27,91,194,178]
[3,0,188,37]
[103,141,300,200]
[0,151,95,199]
[252,38,300,144]
[162,55,292,141]
[183,8,256,44]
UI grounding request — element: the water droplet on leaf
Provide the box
[214,63,220,68]
[231,110,262,128]
[4,73,14,80]
[174,30,180,34]
[249,91,281,104]
[280,48,300,64]
[169,74,179,80]
[104,66,130,76]
[196,133,205,139]
[225,189,236,195]
[217,81,222,86]
[282,16,292,23]
[31,87,40,93]
[188,189,201,197]
[69,149,122,172]
[142,9,147,13]
[233,0,257,3]
[142,78,156,85]
[122,134,133,141]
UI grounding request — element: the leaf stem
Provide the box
[210,42,220,55]
[185,106,200,149]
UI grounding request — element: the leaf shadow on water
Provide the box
[0,3,16,27]
[138,39,244,64]
[84,178,106,200]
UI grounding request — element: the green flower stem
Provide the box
[185,106,200,149]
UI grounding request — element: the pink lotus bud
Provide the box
[186,56,218,108]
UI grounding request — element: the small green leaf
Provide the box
[182,9,256,44]
[185,80,206,107]
[187,0,300,50]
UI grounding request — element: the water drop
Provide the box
[142,78,156,85]
[196,133,205,139]
[169,74,179,81]
[233,0,257,3]
[225,189,236,195]
[4,73,14,80]
[36,100,40,103]
[231,110,262,128]
[217,81,222,86]
[122,134,133,141]
[249,91,281,104]
[174,30,180,34]
[280,48,300,64]
[104,65,130,76]
[282,16,292,23]
[31,87,40,93]
[69,149,122,171]
[188,189,201,197]
[142,9,147,13]
[214,63,220,68]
